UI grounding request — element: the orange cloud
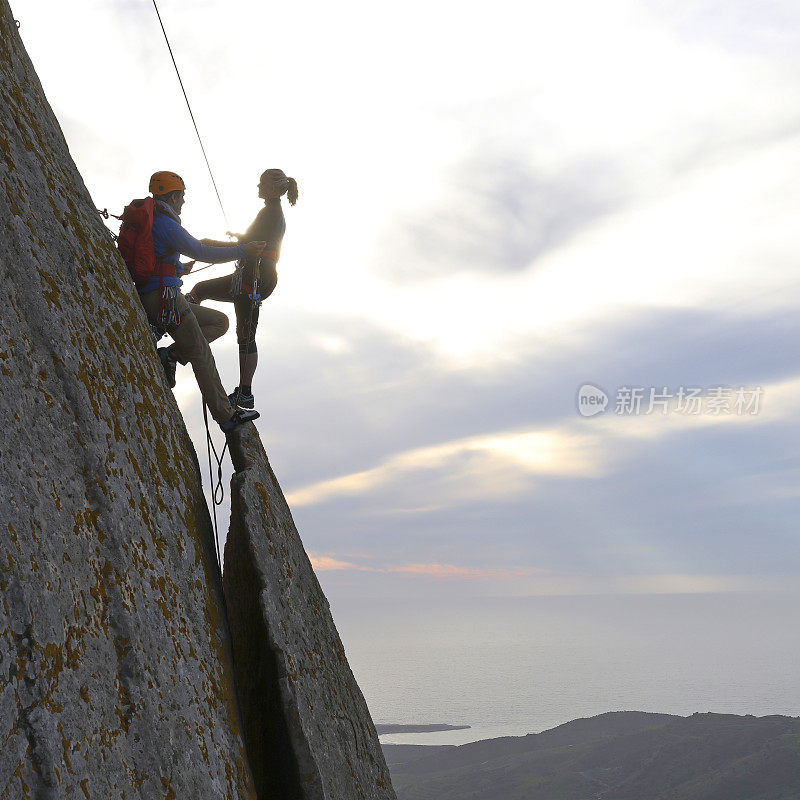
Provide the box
[309,555,361,571]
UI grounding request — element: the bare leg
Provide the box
[239,352,258,389]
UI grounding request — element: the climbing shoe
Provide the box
[220,407,260,432]
[228,387,255,409]
[157,347,177,389]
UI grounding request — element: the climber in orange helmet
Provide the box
[132,171,265,432]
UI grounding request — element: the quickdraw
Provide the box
[247,257,263,311]
[248,284,262,307]
[158,284,180,328]
[97,208,122,242]
[229,259,245,297]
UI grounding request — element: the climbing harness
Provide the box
[202,401,228,574]
[107,1,258,571]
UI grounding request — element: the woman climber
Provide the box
[187,168,298,410]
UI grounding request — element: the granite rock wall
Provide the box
[0,3,393,798]
[0,3,257,798]
[225,428,396,800]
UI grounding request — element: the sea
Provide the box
[328,592,800,746]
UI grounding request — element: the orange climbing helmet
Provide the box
[149,171,186,196]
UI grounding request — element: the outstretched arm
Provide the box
[200,238,240,248]
[167,224,247,264]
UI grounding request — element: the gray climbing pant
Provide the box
[139,289,234,424]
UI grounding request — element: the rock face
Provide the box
[0,5,255,799]
[0,4,394,799]
[225,428,395,800]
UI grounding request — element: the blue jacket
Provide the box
[138,212,247,294]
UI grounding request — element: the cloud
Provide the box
[309,555,361,571]
[286,426,605,509]
[643,0,800,55]
[178,298,800,587]
[390,563,537,580]
[369,12,800,290]
[307,555,539,580]
[374,152,632,282]
[283,361,800,515]
[373,115,800,291]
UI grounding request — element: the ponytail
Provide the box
[260,168,298,205]
[287,177,298,206]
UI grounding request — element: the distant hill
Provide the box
[383,711,800,800]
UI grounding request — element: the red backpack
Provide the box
[118,198,177,288]
[117,197,157,287]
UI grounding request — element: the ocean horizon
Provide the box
[329,591,800,746]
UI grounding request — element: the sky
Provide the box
[13,0,800,600]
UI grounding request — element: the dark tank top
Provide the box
[240,197,286,292]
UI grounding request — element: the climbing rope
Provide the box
[151,0,244,564]
[151,0,230,230]
[186,260,227,276]
[97,5,235,252]
[202,401,228,574]
[200,260,262,568]
[88,5,249,576]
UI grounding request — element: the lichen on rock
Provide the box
[0,2,395,798]
[0,3,256,798]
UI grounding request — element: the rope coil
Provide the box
[203,402,228,574]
